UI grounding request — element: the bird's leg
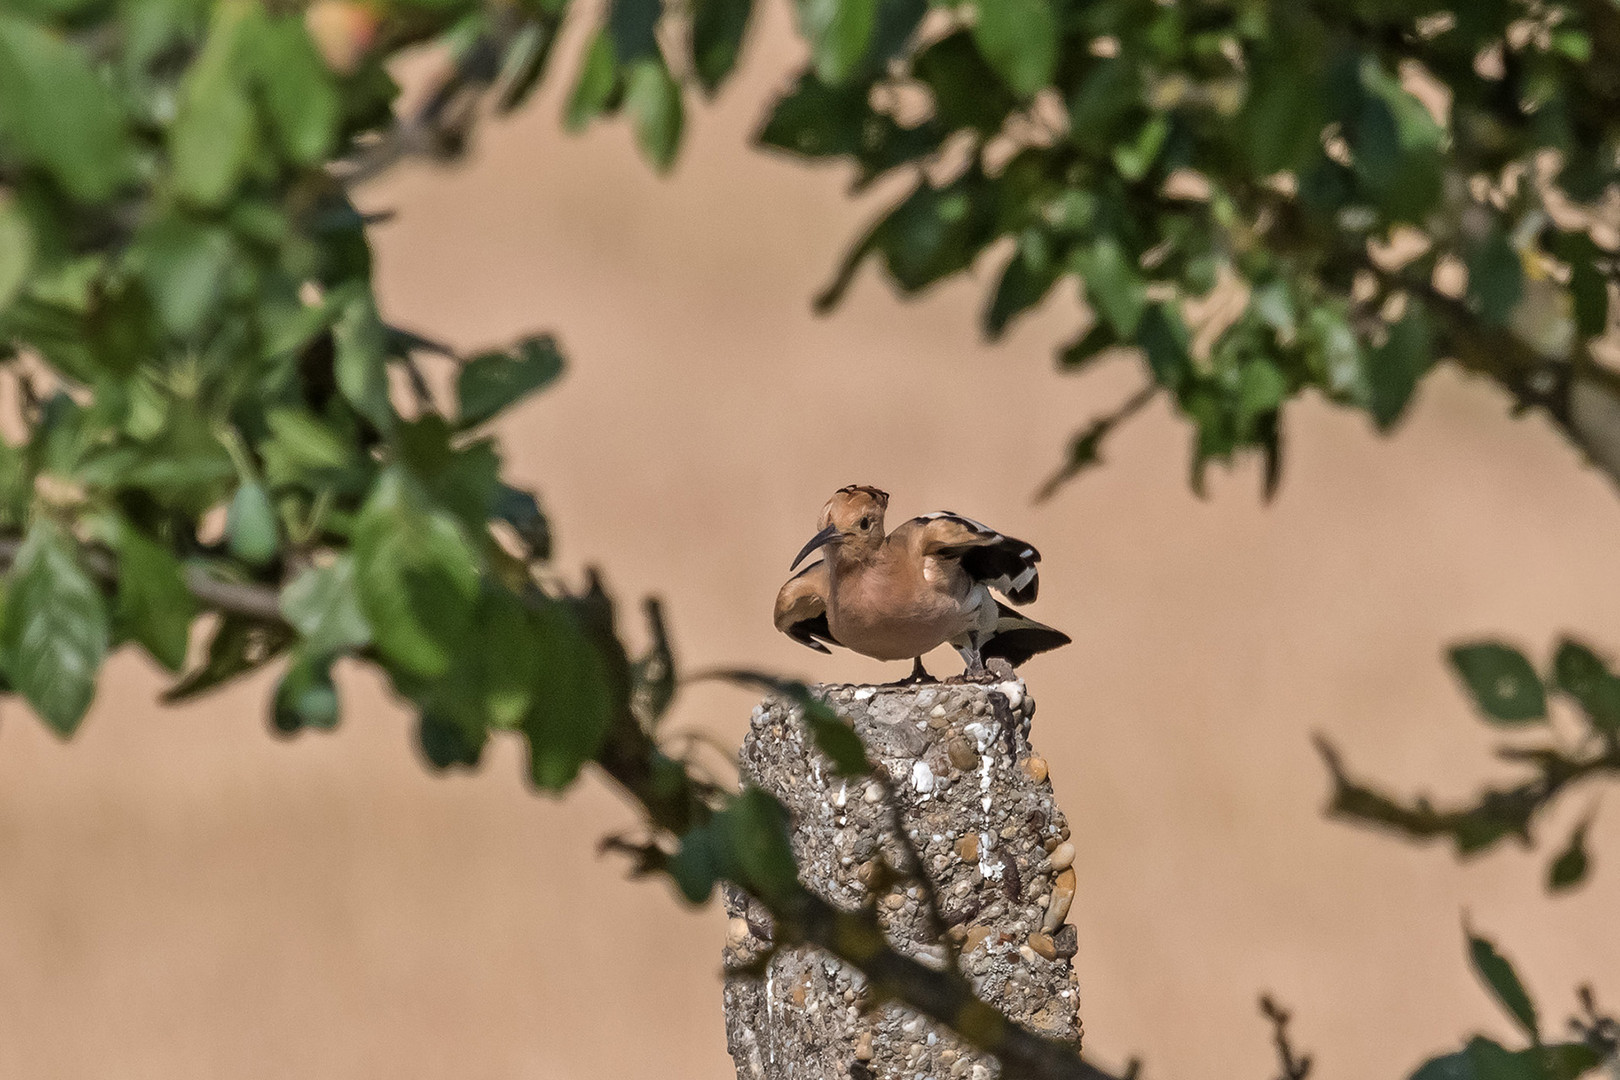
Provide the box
[953,639,992,683]
[892,657,937,686]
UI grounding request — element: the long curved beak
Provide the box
[790,525,841,571]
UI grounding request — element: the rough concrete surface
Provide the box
[724,679,1079,1080]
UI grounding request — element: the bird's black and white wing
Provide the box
[773,560,840,653]
[909,512,1042,604]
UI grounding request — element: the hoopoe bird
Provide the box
[774,485,1071,681]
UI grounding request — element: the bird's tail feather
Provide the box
[981,602,1071,667]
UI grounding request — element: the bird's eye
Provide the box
[858,516,870,529]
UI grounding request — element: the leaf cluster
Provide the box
[1319,638,1620,892]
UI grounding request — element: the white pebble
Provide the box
[911,761,935,793]
[853,687,875,701]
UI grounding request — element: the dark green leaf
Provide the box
[1548,817,1590,892]
[280,555,372,659]
[914,30,1016,134]
[799,0,877,86]
[1467,229,1523,329]
[625,57,684,173]
[1570,262,1608,338]
[1367,304,1435,430]
[1467,928,1539,1041]
[1073,238,1146,336]
[632,597,677,724]
[227,482,279,567]
[523,595,616,791]
[970,0,1057,97]
[726,786,801,905]
[1137,303,1191,389]
[0,520,109,735]
[692,0,752,92]
[162,616,293,703]
[1552,638,1620,735]
[115,524,196,673]
[985,244,1059,340]
[1056,320,1119,371]
[1242,50,1328,173]
[1411,1038,1602,1080]
[0,197,34,317]
[1449,642,1547,724]
[418,709,487,770]
[493,484,552,561]
[609,0,661,63]
[0,12,136,202]
[460,335,567,427]
[757,71,871,159]
[393,416,502,534]
[272,650,339,733]
[353,468,481,680]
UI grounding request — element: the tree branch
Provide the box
[0,537,287,625]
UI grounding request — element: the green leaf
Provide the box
[1137,304,1192,389]
[0,197,35,317]
[417,709,487,770]
[1467,229,1523,329]
[799,0,877,86]
[609,0,661,63]
[970,0,1057,96]
[1242,50,1327,174]
[280,555,372,659]
[0,520,109,735]
[1113,114,1170,181]
[1551,638,1620,735]
[1466,928,1539,1042]
[272,649,339,733]
[985,243,1059,340]
[565,29,622,131]
[0,12,136,202]
[632,597,677,724]
[393,416,501,534]
[250,15,342,165]
[1238,357,1288,429]
[114,525,196,673]
[353,469,481,680]
[1449,642,1547,724]
[496,21,559,114]
[726,786,801,906]
[1353,58,1444,222]
[163,616,292,703]
[226,481,279,567]
[757,70,871,158]
[460,335,567,427]
[332,291,392,428]
[1410,1038,1601,1080]
[1547,817,1590,893]
[493,483,552,560]
[691,0,753,92]
[1570,261,1608,338]
[129,216,237,337]
[1073,238,1146,336]
[625,58,684,173]
[914,30,1017,135]
[1367,305,1435,430]
[522,596,616,791]
[170,2,258,208]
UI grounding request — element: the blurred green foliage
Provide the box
[2,0,1619,1077]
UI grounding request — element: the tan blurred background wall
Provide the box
[2,7,1618,1079]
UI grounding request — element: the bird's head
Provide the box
[790,485,889,569]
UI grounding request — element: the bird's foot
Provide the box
[889,658,939,686]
